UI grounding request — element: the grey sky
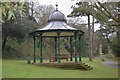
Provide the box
[38,0,77,17]
[2,0,118,31]
[37,0,101,31]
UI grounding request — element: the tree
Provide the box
[110,37,120,57]
[2,2,36,50]
[64,18,89,57]
[94,2,120,56]
[68,1,120,59]
[0,2,26,23]
[95,27,109,54]
[25,2,56,58]
[68,2,94,61]
[35,4,55,26]
[93,2,120,44]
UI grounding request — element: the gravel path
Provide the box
[100,58,120,69]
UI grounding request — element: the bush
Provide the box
[93,50,100,57]
[105,53,115,59]
[110,38,120,57]
[2,45,22,59]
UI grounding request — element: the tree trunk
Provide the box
[92,15,94,57]
[99,44,103,56]
[2,35,7,50]
[31,1,34,17]
[88,14,93,61]
[116,2,120,57]
[117,32,120,57]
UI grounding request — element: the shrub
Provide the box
[110,38,120,57]
[105,53,115,59]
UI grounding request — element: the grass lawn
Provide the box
[2,58,119,78]
[0,60,2,79]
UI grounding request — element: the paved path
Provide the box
[99,58,120,69]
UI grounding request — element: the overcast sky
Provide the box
[30,0,102,31]
[37,0,102,31]
[19,0,120,31]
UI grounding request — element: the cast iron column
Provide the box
[39,34,43,63]
[55,37,57,61]
[33,36,36,63]
[74,34,78,62]
[57,32,61,63]
[70,37,73,61]
[79,35,82,61]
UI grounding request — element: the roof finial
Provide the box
[55,2,58,11]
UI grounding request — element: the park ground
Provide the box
[2,57,119,78]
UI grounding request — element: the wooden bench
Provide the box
[49,54,69,62]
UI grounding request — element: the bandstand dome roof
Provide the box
[30,10,84,37]
[48,11,67,22]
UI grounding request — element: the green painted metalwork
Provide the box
[55,37,57,61]
[30,30,84,37]
[29,10,85,63]
[74,35,78,62]
[57,32,61,63]
[40,35,43,63]
[79,35,82,61]
[70,37,73,61]
[33,36,36,63]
